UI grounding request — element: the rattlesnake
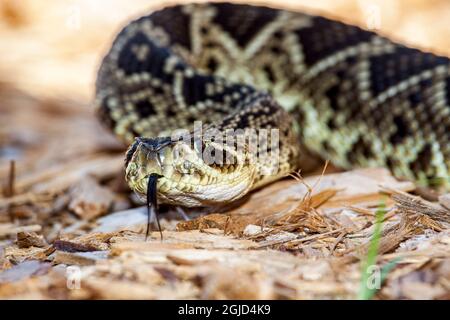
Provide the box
[95,2,450,211]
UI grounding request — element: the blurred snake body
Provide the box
[95,2,450,208]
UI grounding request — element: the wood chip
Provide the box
[54,233,112,253]
[438,193,450,211]
[68,175,115,220]
[3,246,54,264]
[93,206,148,233]
[53,250,108,266]
[0,224,42,237]
[16,231,48,248]
[386,188,450,223]
[0,261,51,284]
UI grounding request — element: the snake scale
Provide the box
[95,2,450,209]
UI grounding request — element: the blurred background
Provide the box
[0,0,449,102]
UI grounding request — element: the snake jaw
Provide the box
[125,137,257,207]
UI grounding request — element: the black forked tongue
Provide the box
[146,173,163,241]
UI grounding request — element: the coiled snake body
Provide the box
[96,2,450,207]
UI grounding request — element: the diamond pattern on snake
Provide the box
[95,2,450,208]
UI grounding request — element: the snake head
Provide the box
[124,134,257,207]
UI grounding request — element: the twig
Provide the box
[255,228,345,249]
[7,159,15,197]
[329,231,348,254]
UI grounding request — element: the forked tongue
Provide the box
[146,173,163,241]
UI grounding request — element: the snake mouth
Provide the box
[125,137,175,193]
[124,136,257,207]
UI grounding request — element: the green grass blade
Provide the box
[358,200,385,300]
